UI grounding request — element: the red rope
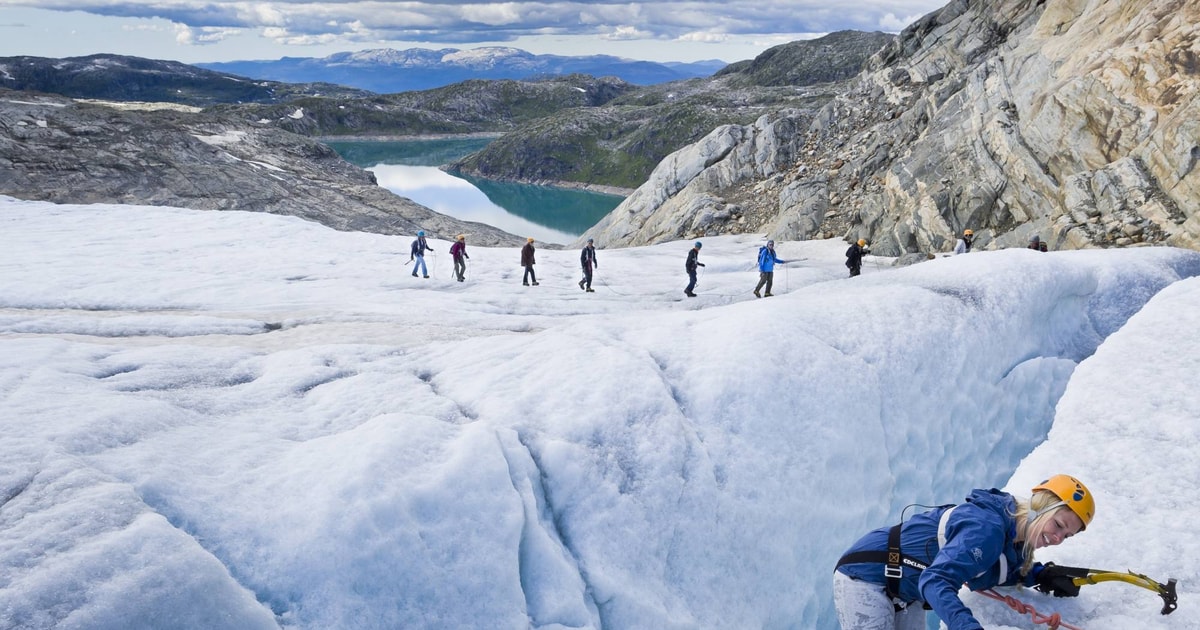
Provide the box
[977,589,1084,630]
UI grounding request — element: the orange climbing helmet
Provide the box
[1032,474,1094,529]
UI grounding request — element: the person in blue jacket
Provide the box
[833,474,1094,630]
[754,240,789,297]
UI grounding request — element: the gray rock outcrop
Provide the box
[582,0,1200,255]
[0,91,522,246]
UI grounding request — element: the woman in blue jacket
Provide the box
[833,474,1094,630]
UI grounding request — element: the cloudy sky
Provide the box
[0,1,947,64]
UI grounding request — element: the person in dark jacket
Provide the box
[845,239,869,277]
[450,234,469,282]
[754,240,788,297]
[520,237,539,286]
[1029,235,1048,252]
[834,474,1094,630]
[684,241,705,297]
[579,238,598,292]
[410,230,433,278]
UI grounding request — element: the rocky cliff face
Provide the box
[583,0,1200,254]
[0,91,522,246]
[451,31,891,192]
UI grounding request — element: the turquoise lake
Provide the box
[327,138,624,244]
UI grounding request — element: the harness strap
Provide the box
[834,504,957,602]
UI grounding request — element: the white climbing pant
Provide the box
[832,570,927,630]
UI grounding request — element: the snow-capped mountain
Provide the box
[198,46,728,94]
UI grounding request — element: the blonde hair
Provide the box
[1012,490,1068,576]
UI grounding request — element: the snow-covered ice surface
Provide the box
[2,196,1199,629]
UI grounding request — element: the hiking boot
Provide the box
[412,272,418,277]
[586,288,594,292]
[423,275,429,278]
[523,282,529,286]
[533,282,540,286]
[685,290,696,297]
[764,292,773,297]
[579,280,586,290]
[753,289,761,298]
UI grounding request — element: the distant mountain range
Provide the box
[0,54,373,106]
[197,46,729,94]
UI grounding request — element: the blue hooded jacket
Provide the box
[757,245,783,272]
[837,489,1042,630]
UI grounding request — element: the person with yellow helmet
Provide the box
[833,474,1094,629]
[954,229,974,255]
[845,238,869,277]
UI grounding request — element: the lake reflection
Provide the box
[327,139,623,244]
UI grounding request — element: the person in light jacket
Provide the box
[833,474,1094,630]
[954,229,974,255]
[520,237,539,286]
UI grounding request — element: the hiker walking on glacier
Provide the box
[684,241,705,297]
[450,234,469,282]
[520,237,539,286]
[579,238,598,292]
[845,239,868,277]
[753,240,789,297]
[833,474,1093,630]
[410,230,433,278]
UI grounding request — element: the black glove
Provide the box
[1034,563,1084,597]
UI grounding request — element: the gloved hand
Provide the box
[1035,563,1082,597]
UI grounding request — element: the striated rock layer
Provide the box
[0,91,522,246]
[582,0,1200,255]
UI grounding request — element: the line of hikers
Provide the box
[409,228,1052,295]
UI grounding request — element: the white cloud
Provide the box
[879,12,923,31]
[601,25,654,41]
[174,24,240,45]
[677,31,731,44]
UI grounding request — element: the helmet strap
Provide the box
[1023,499,1066,542]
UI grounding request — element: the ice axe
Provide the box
[1039,565,1178,615]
